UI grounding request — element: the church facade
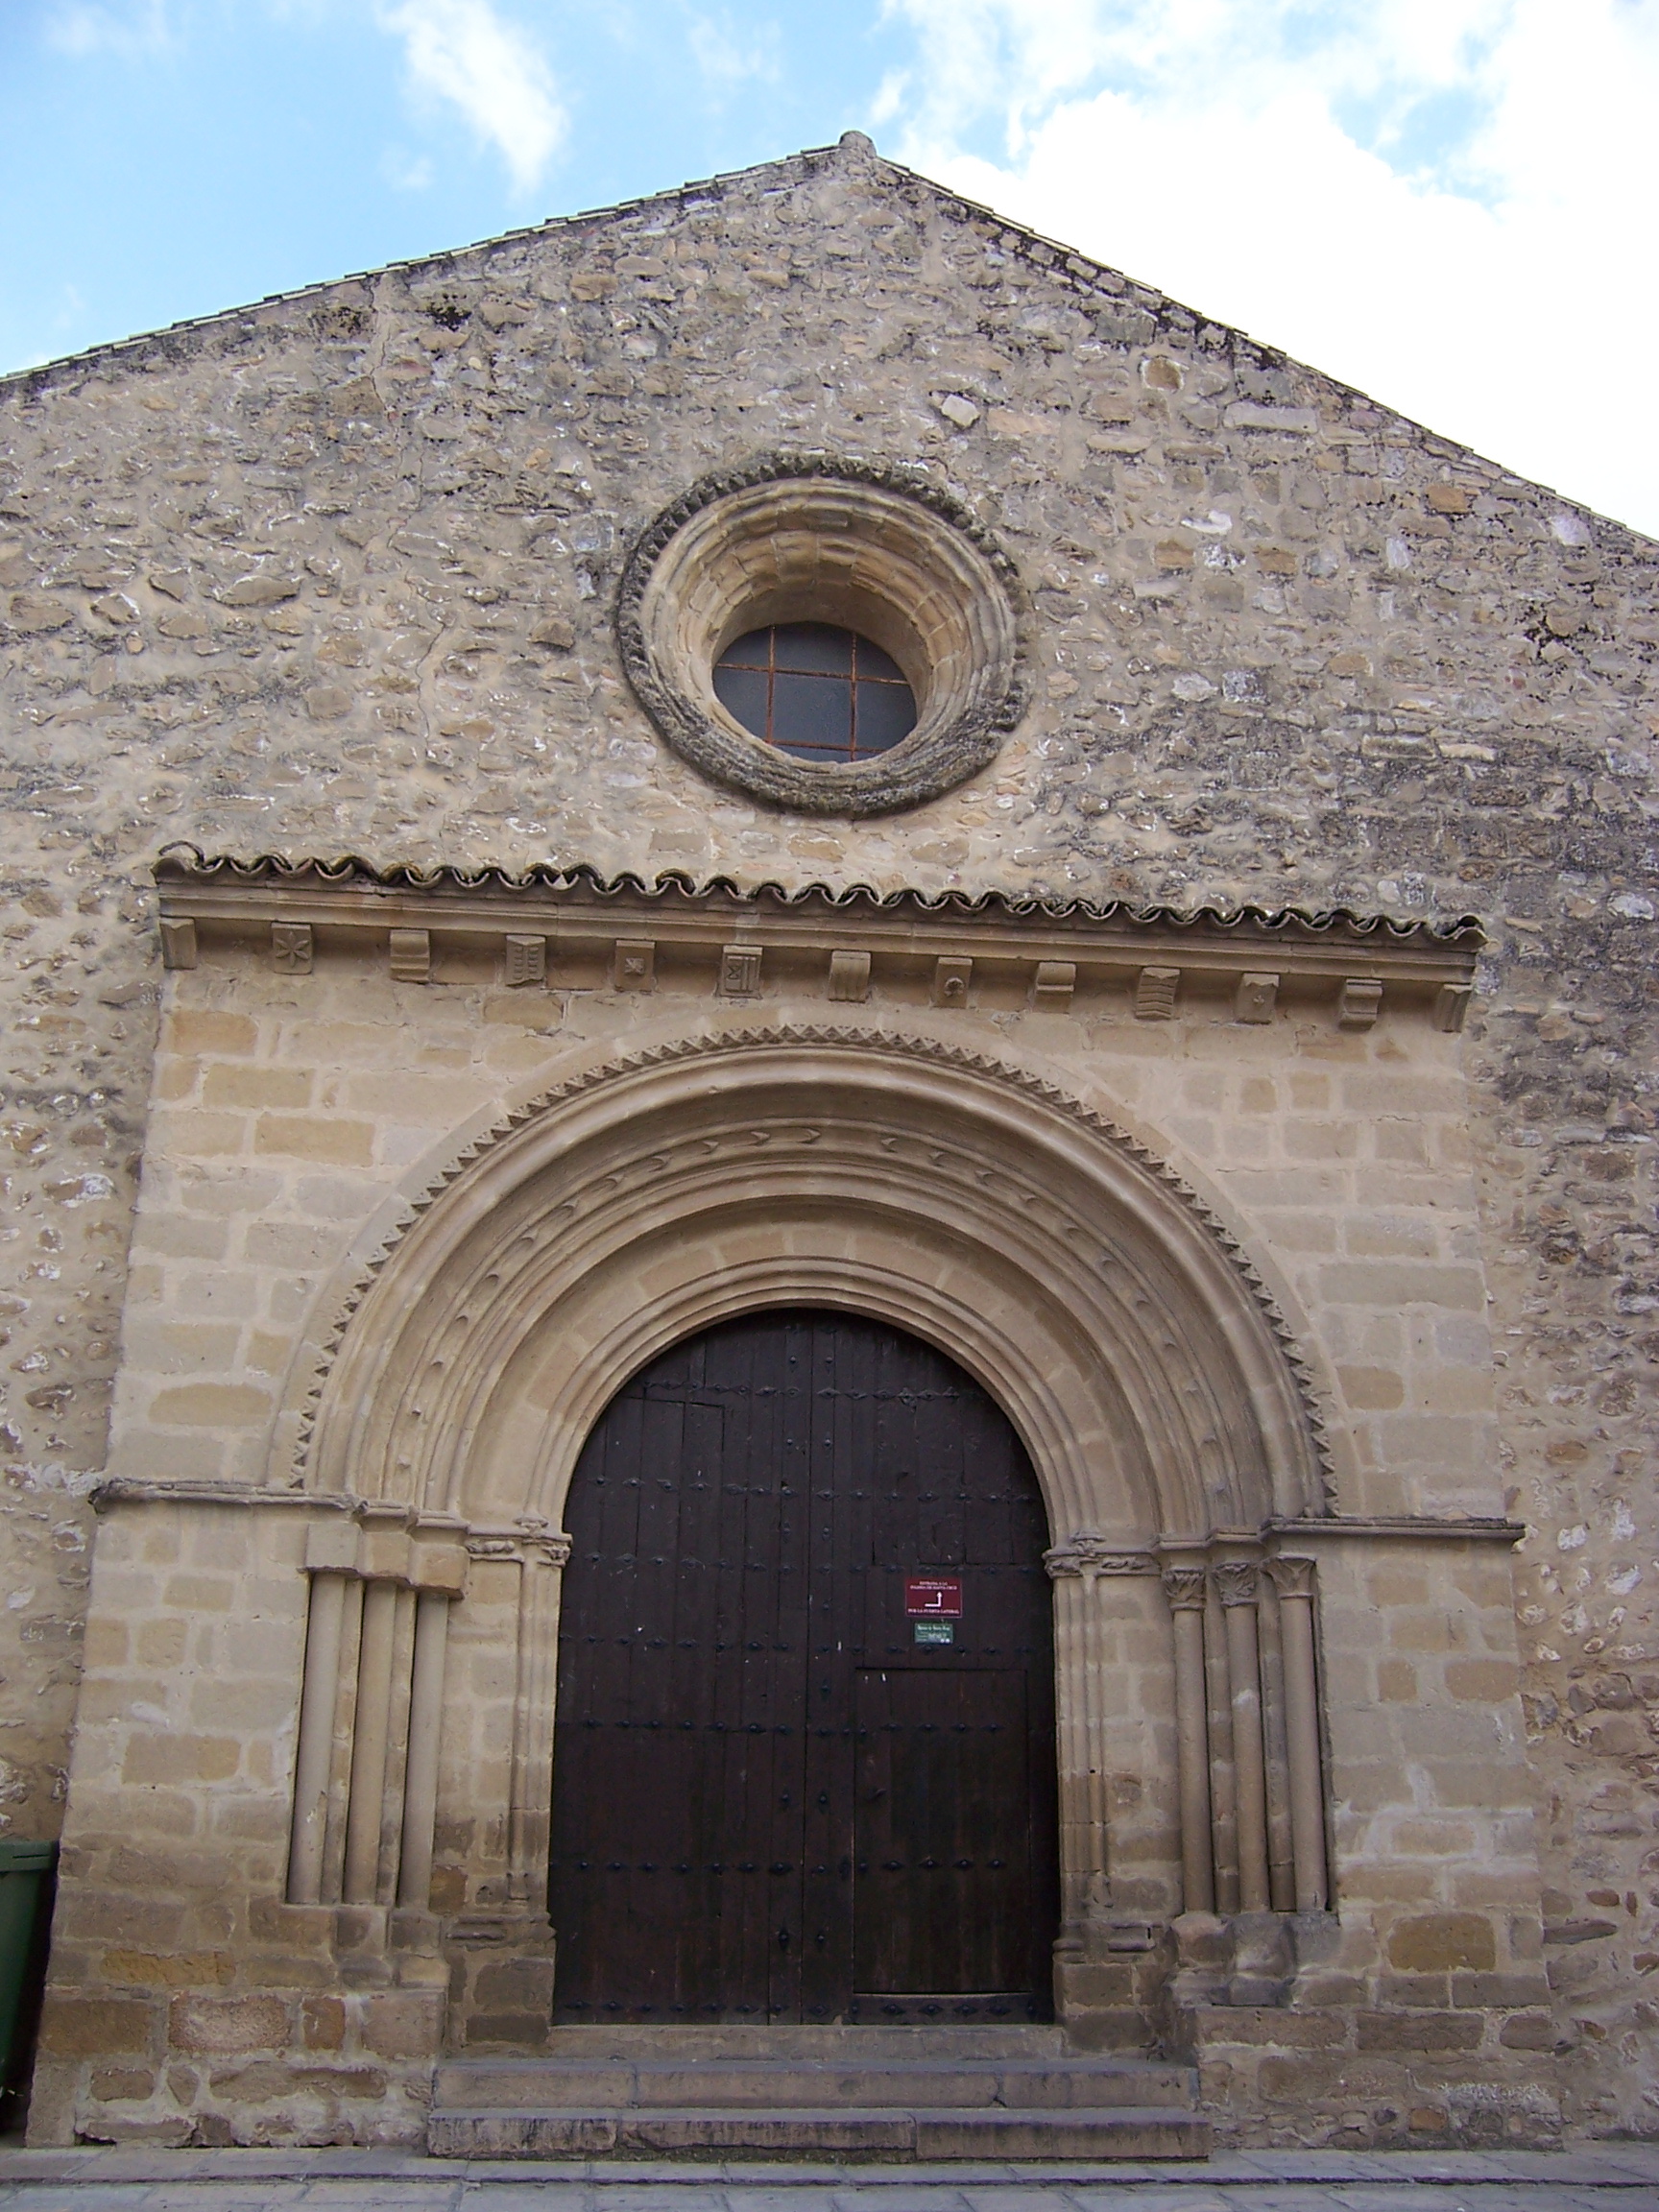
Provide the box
[0,134,1655,2152]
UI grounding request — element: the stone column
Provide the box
[342,1577,400,1905]
[397,1591,451,1911]
[288,1572,349,1905]
[1214,1559,1271,1912]
[1161,1564,1214,1914]
[287,1519,360,1906]
[1265,1555,1329,1911]
[397,1527,470,1911]
[506,1523,573,1906]
[1044,1537,1115,1939]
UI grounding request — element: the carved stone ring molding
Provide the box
[617,453,1028,815]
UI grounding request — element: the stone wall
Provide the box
[31,905,1536,2146]
[2,131,1657,2132]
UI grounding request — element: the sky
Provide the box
[3,0,1657,539]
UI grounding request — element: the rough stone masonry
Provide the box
[1,132,1656,2144]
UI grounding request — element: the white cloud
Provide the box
[44,0,171,55]
[376,0,565,196]
[688,9,781,95]
[878,0,1659,537]
[381,144,436,191]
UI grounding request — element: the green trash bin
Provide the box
[0,1842,57,2115]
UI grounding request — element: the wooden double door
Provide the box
[549,1309,1060,2023]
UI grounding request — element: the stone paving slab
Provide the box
[0,2146,1657,2209]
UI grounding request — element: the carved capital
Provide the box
[1264,1553,1316,1602]
[1212,1559,1261,1608]
[1161,1564,1209,1612]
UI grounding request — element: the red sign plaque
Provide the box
[904,1576,964,1618]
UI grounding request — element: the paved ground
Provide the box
[0,2146,1656,2212]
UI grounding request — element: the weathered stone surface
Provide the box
[167,1995,289,2056]
[1387,1912,1499,1973]
[2,132,1656,2149]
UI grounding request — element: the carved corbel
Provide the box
[828,950,872,1002]
[1234,973,1278,1025]
[272,922,313,974]
[390,927,431,983]
[719,944,762,998]
[932,955,972,1007]
[1135,965,1179,1020]
[504,933,546,987]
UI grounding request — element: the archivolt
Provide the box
[277,1027,1334,1543]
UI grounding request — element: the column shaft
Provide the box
[1219,1574,1271,1912]
[1204,1587,1239,1911]
[1047,1571,1093,1934]
[287,1571,348,1905]
[397,1590,451,1910]
[1170,1599,1214,1912]
[1270,1565,1329,1911]
[507,1534,570,1904]
[1162,1565,1214,1915]
[343,1577,399,1905]
[1079,1571,1110,1907]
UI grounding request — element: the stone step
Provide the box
[434,2056,1195,2112]
[426,2104,1212,2160]
[538,2023,1067,2059]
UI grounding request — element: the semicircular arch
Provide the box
[281,1028,1332,1547]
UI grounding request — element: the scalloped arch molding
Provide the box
[283,1027,1334,1543]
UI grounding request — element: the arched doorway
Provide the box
[548,1308,1060,2025]
[284,1029,1335,2047]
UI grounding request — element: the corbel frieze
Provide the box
[154,850,1481,1033]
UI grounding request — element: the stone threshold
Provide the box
[1,2145,1657,2185]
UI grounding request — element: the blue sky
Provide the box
[5,1,1658,536]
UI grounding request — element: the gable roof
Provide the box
[1,133,1200,395]
[0,130,1636,546]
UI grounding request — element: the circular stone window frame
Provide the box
[617,453,1031,817]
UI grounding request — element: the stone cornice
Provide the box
[91,1481,1522,1551]
[1262,1514,1526,1546]
[154,849,1481,1024]
[91,1479,355,1515]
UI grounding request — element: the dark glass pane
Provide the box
[771,670,853,757]
[853,678,918,755]
[770,622,858,676]
[716,630,775,672]
[712,662,771,740]
[853,636,906,684]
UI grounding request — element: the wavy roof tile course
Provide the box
[156,844,1483,947]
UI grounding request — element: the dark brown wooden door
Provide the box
[549,1309,1059,2024]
